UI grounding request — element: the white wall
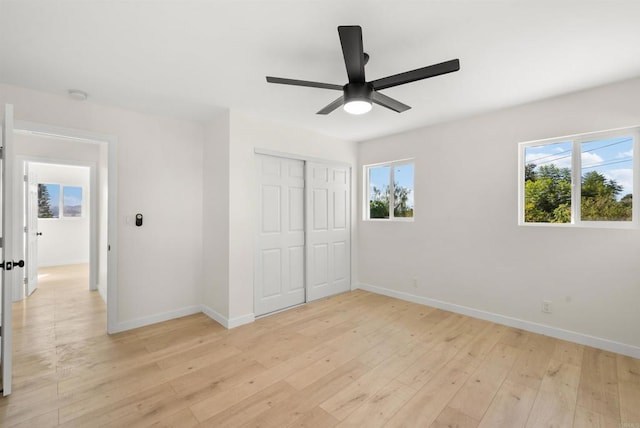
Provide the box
[202,111,230,320]
[227,112,358,323]
[358,77,640,355]
[1,84,205,330]
[30,163,90,266]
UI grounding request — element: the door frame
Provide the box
[17,157,98,297]
[12,120,119,333]
[253,148,353,315]
[2,104,17,396]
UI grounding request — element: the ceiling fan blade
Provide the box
[338,26,366,83]
[371,59,460,91]
[317,96,344,115]
[266,76,343,91]
[371,91,411,113]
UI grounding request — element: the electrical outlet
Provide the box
[542,300,552,314]
[412,277,418,288]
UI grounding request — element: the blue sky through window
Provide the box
[63,186,82,207]
[581,137,633,199]
[525,136,633,198]
[369,164,414,206]
[369,166,390,200]
[63,186,83,217]
[47,184,60,210]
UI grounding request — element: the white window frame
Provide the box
[363,158,415,222]
[518,126,640,229]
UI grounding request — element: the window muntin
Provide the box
[519,127,638,227]
[365,160,414,221]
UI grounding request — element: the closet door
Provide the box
[306,162,351,301]
[254,155,306,316]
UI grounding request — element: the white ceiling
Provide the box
[2,1,640,141]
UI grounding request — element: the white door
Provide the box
[25,163,38,296]
[254,155,306,316]
[305,162,351,301]
[1,104,20,396]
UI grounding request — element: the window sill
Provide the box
[364,218,415,222]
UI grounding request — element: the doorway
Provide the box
[254,153,351,317]
[21,161,93,301]
[11,122,117,333]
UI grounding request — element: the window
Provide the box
[365,160,414,220]
[38,183,60,218]
[38,184,84,219]
[63,186,83,217]
[519,127,638,227]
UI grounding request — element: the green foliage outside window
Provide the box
[524,163,632,222]
[38,184,55,218]
[369,182,414,219]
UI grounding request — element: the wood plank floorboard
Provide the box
[1,264,639,427]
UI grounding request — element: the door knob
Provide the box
[0,260,25,270]
[36,232,43,236]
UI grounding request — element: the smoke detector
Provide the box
[67,89,88,101]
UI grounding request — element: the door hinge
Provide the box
[24,226,28,233]
[0,237,3,248]
[24,174,28,182]
[0,147,3,159]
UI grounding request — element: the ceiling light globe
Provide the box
[343,100,372,115]
[67,89,88,101]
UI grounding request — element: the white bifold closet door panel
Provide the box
[305,162,351,302]
[254,155,306,316]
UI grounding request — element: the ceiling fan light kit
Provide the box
[343,100,372,115]
[266,25,460,116]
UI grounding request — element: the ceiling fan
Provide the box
[266,25,460,115]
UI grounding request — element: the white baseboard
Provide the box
[201,304,255,329]
[356,283,640,359]
[228,313,255,329]
[111,305,202,333]
[201,304,229,328]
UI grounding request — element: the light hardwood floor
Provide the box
[1,265,639,427]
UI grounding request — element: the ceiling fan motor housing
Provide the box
[344,82,373,103]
